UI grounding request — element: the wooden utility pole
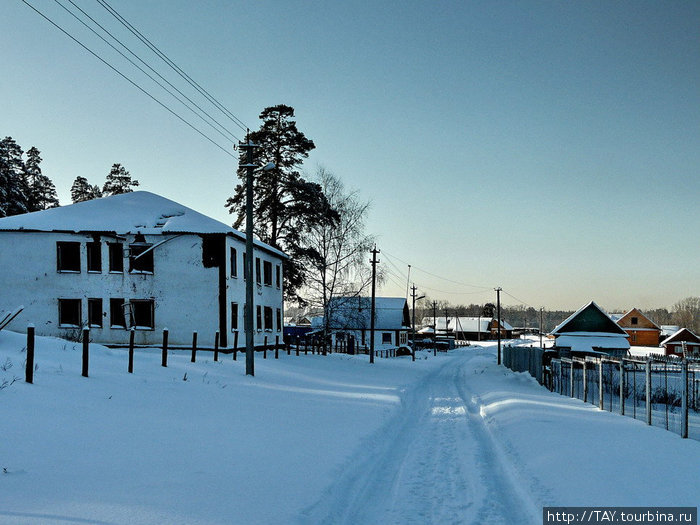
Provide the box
[411,284,417,361]
[444,309,450,340]
[495,287,502,365]
[369,245,380,364]
[539,307,544,348]
[432,301,437,341]
[240,134,258,377]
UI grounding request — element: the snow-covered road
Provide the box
[3,331,699,525]
[302,350,540,525]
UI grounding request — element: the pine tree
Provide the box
[225,105,338,304]
[23,147,59,211]
[71,176,103,203]
[0,136,30,217]
[102,163,139,196]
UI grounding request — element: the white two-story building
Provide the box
[0,191,286,348]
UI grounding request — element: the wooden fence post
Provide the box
[233,331,239,361]
[287,341,290,355]
[128,328,135,374]
[191,331,198,363]
[645,358,652,425]
[214,331,220,362]
[569,360,574,398]
[275,335,279,359]
[82,328,90,378]
[582,360,588,403]
[162,328,169,367]
[681,360,689,438]
[598,359,604,410]
[264,336,268,359]
[619,359,625,415]
[25,325,35,384]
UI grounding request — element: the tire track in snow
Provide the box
[453,353,542,524]
[299,351,543,524]
[299,355,482,524]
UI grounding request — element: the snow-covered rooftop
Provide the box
[554,333,630,352]
[0,191,286,258]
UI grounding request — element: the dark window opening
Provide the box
[264,306,273,330]
[382,332,392,345]
[256,305,262,330]
[108,243,124,272]
[275,265,281,288]
[263,260,272,286]
[87,242,102,272]
[230,247,238,277]
[231,302,239,330]
[631,317,638,325]
[88,298,102,328]
[110,298,127,328]
[57,242,80,272]
[130,244,154,273]
[131,300,154,329]
[58,299,81,327]
[276,308,282,331]
[255,257,261,284]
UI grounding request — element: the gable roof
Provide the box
[0,191,286,258]
[551,301,627,336]
[614,308,660,330]
[660,328,700,346]
[324,296,410,330]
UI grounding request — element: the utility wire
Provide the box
[21,0,237,159]
[502,290,536,309]
[95,0,249,133]
[56,0,240,143]
[382,249,492,291]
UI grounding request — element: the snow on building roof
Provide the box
[554,333,630,352]
[323,296,409,330]
[421,316,512,332]
[0,191,286,258]
[660,328,700,347]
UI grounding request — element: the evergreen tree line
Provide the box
[0,137,59,217]
[0,135,139,217]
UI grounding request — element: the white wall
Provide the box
[0,231,284,347]
[225,236,284,349]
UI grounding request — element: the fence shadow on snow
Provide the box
[503,345,700,442]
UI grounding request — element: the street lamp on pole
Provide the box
[239,134,274,377]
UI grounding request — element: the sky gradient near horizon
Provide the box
[2,1,698,311]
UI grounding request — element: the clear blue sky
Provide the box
[2,1,698,311]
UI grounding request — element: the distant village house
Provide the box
[312,296,410,353]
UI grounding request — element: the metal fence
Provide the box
[503,345,544,384]
[550,355,700,441]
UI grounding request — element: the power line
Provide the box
[56,0,241,143]
[502,290,536,309]
[21,0,237,158]
[95,0,249,133]
[382,249,492,291]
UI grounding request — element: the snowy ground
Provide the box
[2,331,699,525]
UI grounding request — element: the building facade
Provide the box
[611,308,661,346]
[0,192,285,347]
